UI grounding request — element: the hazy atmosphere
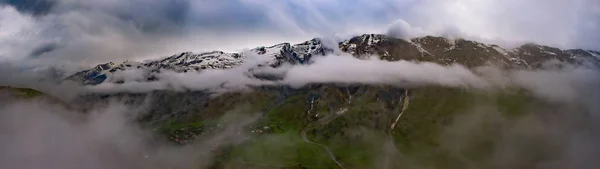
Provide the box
[1,0,600,169]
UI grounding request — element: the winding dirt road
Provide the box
[301,108,348,169]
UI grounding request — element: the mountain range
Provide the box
[65,34,600,85]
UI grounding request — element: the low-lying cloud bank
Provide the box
[278,55,487,88]
[1,49,598,106]
[0,95,258,169]
[80,54,600,105]
[85,54,487,93]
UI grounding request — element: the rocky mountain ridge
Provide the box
[341,34,600,67]
[65,34,600,85]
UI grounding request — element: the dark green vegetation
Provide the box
[0,86,44,98]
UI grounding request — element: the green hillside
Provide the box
[116,84,542,169]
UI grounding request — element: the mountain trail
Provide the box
[301,108,347,169]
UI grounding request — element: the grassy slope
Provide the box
[0,86,45,98]
[155,85,538,169]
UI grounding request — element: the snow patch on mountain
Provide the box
[492,45,509,56]
[338,34,387,57]
[251,43,290,66]
[444,38,458,51]
[66,38,334,85]
[291,39,321,62]
[409,41,432,56]
[587,50,600,59]
[146,51,243,71]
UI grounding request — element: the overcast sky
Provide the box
[1,0,599,68]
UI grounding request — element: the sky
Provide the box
[0,0,599,69]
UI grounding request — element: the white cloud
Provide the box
[83,54,493,94]
[1,0,599,71]
[75,52,600,108]
[0,96,259,169]
[406,0,600,49]
[279,54,488,88]
[87,53,277,93]
[386,19,419,40]
[111,69,145,82]
[0,6,46,61]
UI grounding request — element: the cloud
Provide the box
[0,63,89,101]
[509,68,600,103]
[2,0,598,71]
[2,1,600,167]
[0,0,55,16]
[430,65,600,168]
[406,0,600,50]
[4,41,599,107]
[108,68,148,83]
[73,53,600,112]
[0,0,403,67]
[386,19,418,40]
[4,64,600,169]
[3,41,600,169]
[87,52,278,93]
[0,5,44,61]
[435,103,600,169]
[279,55,489,88]
[0,95,259,169]
[83,53,494,94]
